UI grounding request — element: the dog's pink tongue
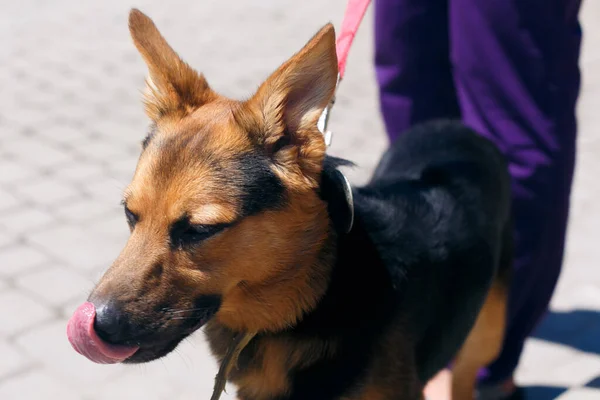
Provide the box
[67,302,138,364]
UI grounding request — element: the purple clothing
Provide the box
[375,0,582,384]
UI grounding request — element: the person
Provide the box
[374,0,583,398]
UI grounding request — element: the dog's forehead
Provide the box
[124,107,284,222]
[147,102,250,152]
[140,103,254,177]
[126,116,252,211]
[126,154,239,222]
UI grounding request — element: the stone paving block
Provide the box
[0,228,12,248]
[47,107,99,133]
[88,264,110,285]
[0,107,53,131]
[546,350,600,388]
[61,296,88,320]
[85,371,177,400]
[14,178,81,207]
[0,159,36,184]
[515,339,581,386]
[175,389,237,400]
[90,212,130,244]
[51,162,106,183]
[105,164,138,185]
[558,388,600,400]
[177,390,236,400]
[0,207,56,235]
[71,140,131,164]
[0,189,19,212]
[15,320,126,386]
[553,284,600,312]
[0,244,48,277]
[3,136,73,168]
[82,175,128,204]
[33,121,89,146]
[0,290,50,336]
[105,157,138,177]
[61,128,100,148]
[51,197,119,224]
[16,91,60,114]
[16,265,91,307]
[90,118,146,145]
[28,224,122,272]
[95,332,224,400]
[0,339,33,380]
[0,370,82,400]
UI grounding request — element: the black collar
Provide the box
[320,157,355,235]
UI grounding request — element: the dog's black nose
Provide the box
[92,300,131,344]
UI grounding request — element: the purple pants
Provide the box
[375,0,582,384]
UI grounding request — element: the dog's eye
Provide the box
[171,220,229,248]
[182,225,222,243]
[124,206,138,228]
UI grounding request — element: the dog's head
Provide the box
[67,9,338,363]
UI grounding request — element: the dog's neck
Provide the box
[295,215,396,334]
[227,212,394,399]
[215,158,361,334]
[206,187,398,400]
[207,228,337,400]
[216,198,337,333]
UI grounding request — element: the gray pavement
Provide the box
[0,0,599,399]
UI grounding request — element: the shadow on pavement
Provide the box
[520,385,568,400]
[532,309,600,355]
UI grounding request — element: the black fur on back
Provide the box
[283,120,513,398]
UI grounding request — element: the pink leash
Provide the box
[336,0,372,79]
[318,0,372,143]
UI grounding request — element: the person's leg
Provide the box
[449,0,582,388]
[374,0,459,142]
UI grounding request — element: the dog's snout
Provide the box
[92,300,131,345]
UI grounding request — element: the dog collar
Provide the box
[336,169,354,234]
[318,76,354,234]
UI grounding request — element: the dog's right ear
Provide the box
[128,9,215,121]
[239,24,338,189]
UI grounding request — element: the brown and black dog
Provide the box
[67,9,513,400]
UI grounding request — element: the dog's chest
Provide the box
[204,323,294,398]
[204,322,339,399]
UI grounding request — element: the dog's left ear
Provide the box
[128,9,215,121]
[243,24,338,188]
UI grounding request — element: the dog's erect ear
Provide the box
[128,9,215,121]
[243,24,338,188]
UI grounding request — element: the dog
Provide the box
[67,9,513,400]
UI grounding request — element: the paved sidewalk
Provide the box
[0,1,599,399]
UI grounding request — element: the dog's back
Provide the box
[354,119,512,387]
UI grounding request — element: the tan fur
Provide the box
[452,281,508,400]
[340,320,422,400]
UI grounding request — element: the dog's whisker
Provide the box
[163,307,213,314]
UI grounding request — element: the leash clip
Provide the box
[317,74,341,147]
[318,111,333,147]
[316,74,354,233]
